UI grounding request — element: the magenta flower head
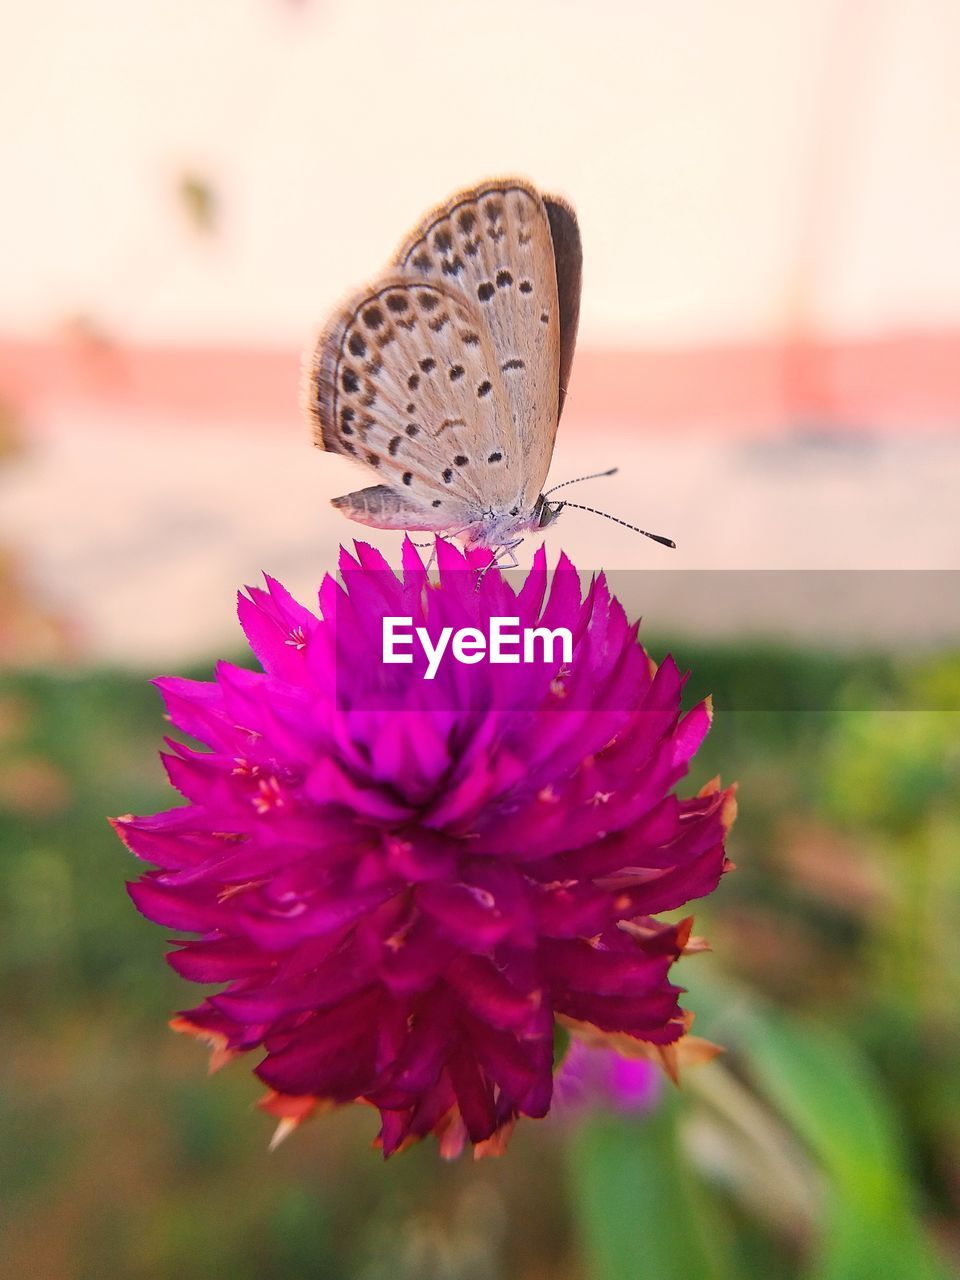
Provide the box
[114,539,734,1158]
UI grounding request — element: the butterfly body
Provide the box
[306,178,582,556]
[330,484,559,551]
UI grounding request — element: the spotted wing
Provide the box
[305,276,522,529]
[394,178,565,507]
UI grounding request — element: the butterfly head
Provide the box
[534,493,564,529]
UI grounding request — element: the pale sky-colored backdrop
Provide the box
[3,0,960,348]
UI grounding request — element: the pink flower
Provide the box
[114,539,734,1157]
[554,1038,663,1116]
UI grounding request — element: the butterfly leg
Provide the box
[475,539,524,589]
[406,534,440,571]
[498,541,523,571]
[411,528,473,574]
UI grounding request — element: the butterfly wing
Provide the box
[543,195,583,423]
[305,276,522,531]
[394,178,568,508]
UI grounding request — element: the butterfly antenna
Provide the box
[557,501,676,549]
[543,468,619,497]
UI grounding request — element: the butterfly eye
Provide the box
[537,500,560,528]
[510,507,519,517]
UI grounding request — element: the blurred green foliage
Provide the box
[1,644,957,1278]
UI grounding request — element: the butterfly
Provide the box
[305,177,674,565]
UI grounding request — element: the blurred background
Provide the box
[1,1,958,1277]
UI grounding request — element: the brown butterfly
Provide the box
[304,177,673,563]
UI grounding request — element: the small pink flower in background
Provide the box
[114,539,734,1158]
[554,1039,662,1116]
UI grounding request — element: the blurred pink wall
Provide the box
[3,1,959,663]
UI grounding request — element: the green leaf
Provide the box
[553,1020,571,1070]
[683,975,951,1280]
[569,1099,733,1280]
